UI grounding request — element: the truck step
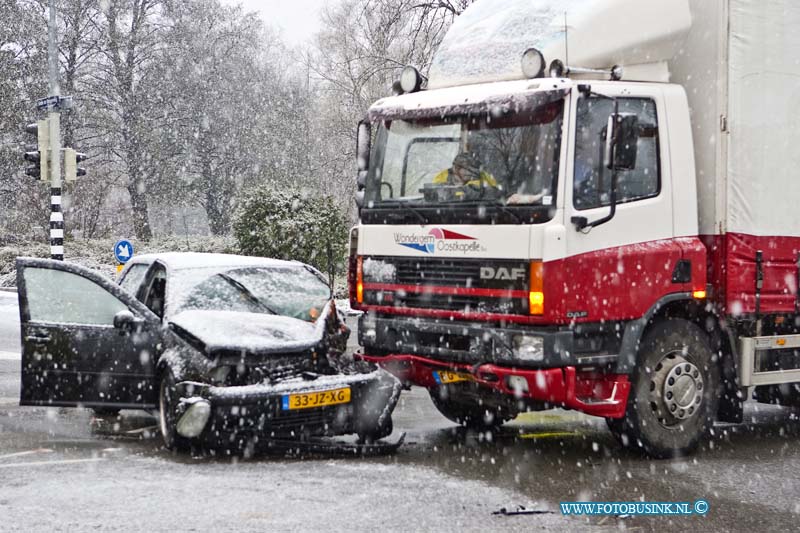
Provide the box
[739,335,800,386]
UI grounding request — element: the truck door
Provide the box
[16,258,162,409]
[558,89,681,322]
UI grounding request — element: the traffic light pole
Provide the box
[47,0,63,261]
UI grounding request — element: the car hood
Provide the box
[169,309,325,354]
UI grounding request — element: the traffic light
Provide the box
[64,148,87,182]
[24,120,49,181]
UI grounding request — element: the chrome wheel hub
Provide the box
[649,352,704,425]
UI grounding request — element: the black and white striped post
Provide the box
[47,0,62,261]
[50,186,63,260]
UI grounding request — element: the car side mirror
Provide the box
[604,112,638,171]
[113,310,137,330]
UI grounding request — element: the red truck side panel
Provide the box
[702,233,800,316]
[546,237,705,323]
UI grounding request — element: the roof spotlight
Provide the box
[549,59,566,78]
[399,66,423,93]
[391,80,403,95]
[521,48,545,79]
[610,65,624,81]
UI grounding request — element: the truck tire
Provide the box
[429,388,513,429]
[607,319,719,458]
[158,368,189,452]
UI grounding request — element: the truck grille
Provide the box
[363,256,529,315]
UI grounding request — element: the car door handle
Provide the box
[24,334,51,344]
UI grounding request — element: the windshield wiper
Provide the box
[378,200,429,224]
[483,200,524,223]
[218,273,278,315]
[433,200,524,223]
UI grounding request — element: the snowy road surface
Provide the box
[1,307,800,531]
[0,291,19,355]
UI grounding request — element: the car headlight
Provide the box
[513,335,544,362]
[208,365,231,385]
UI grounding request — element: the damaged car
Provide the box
[16,253,401,452]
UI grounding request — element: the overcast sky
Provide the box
[224,0,328,45]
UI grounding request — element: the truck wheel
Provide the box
[429,388,512,429]
[158,368,189,451]
[607,319,719,458]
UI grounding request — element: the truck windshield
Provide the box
[364,98,564,224]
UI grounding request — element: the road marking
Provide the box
[0,449,54,461]
[0,458,106,469]
[0,397,19,406]
[519,431,580,440]
[0,351,20,360]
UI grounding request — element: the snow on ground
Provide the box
[0,449,586,532]
[0,291,20,356]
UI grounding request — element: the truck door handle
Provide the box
[24,334,51,344]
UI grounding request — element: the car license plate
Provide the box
[281,387,351,411]
[433,370,473,384]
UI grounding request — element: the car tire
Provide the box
[158,368,189,451]
[429,388,513,429]
[606,319,720,458]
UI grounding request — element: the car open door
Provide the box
[16,258,162,409]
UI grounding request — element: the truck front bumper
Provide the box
[358,353,630,419]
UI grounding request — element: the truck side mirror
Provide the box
[355,121,371,210]
[357,121,371,173]
[604,112,638,171]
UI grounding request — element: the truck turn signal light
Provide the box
[356,256,364,304]
[529,260,544,315]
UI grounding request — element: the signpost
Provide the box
[114,239,134,273]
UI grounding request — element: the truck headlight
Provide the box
[513,335,544,361]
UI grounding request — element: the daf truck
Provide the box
[348,0,800,457]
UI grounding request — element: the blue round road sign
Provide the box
[114,239,134,264]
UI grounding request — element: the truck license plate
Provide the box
[281,387,351,410]
[433,370,474,384]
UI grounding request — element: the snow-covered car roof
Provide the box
[125,252,301,271]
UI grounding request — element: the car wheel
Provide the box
[429,388,513,430]
[606,319,719,458]
[158,368,189,451]
[91,408,120,417]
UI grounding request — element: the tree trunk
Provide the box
[127,180,152,241]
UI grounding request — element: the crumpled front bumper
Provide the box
[175,369,401,449]
[359,353,629,419]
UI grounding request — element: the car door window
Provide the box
[22,268,127,325]
[574,97,660,210]
[119,263,149,294]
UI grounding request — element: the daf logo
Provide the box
[480,266,526,281]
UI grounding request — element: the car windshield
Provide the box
[171,266,331,322]
[365,98,564,211]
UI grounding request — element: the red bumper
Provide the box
[360,353,630,419]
